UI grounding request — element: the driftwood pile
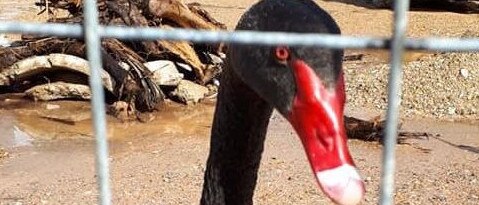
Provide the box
[0,0,433,143]
[0,0,226,115]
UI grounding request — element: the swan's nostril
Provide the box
[316,164,365,205]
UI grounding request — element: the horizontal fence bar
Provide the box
[1,22,479,51]
[0,22,385,48]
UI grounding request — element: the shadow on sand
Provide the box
[325,0,479,14]
[431,135,479,154]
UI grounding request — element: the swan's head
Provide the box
[228,0,365,204]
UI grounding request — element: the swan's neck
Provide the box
[201,67,273,205]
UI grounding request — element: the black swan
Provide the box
[201,0,365,204]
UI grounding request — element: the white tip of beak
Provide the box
[316,164,365,205]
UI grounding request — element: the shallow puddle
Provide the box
[0,94,215,151]
[0,113,33,148]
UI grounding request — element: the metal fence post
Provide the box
[83,0,112,204]
[379,0,411,204]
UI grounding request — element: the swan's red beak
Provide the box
[287,60,365,205]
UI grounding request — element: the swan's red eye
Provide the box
[275,46,290,62]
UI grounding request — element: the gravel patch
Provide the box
[345,51,479,120]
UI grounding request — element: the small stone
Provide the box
[218,52,226,59]
[460,68,469,78]
[365,176,372,182]
[118,61,130,70]
[205,84,219,99]
[170,80,209,105]
[163,177,171,183]
[212,78,220,87]
[209,54,224,65]
[107,101,136,121]
[46,104,60,110]
[0,33,11,47]
[144,60,184,86]
[447,107,456,115]
[0,148,9,159]
[176,62,193,72]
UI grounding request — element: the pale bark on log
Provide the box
[0,54,114,93]
[148,0,218,30]
[26,82,92,101]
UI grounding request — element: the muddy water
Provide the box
[0,114,33,148]
[0,94,214,148]
[0,91,216,203]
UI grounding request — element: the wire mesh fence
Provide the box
[1,0,478,205]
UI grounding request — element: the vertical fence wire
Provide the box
[83,0,112,204]
[379,0,411,205]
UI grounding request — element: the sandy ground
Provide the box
[1,0,478,204]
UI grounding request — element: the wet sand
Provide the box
[0,95,478,204]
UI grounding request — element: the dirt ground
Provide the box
[0,0,478,204]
